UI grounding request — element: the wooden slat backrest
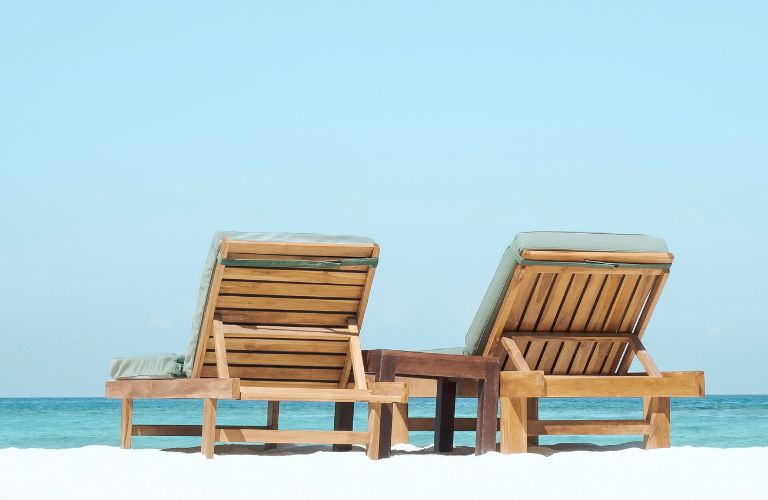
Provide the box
[191,239,379,387]
[485,250,673,376]
[201,326,355,388]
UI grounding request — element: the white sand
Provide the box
[1,445,766,499]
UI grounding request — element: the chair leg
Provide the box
[264,401,279,450]
[366,403,382,459]
[120,398,133,449]
[392,402,409,446]
[644,396,670,449]
[202,398,217,459]
[500,396,527,454]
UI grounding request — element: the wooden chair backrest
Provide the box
[191,239,379,388]
[483,249,673,376]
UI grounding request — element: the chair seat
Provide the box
[110,353,185,380]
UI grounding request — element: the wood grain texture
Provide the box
[204,351,346,368]
[355,243,379,331]
[106,379,240,399]
[521,249,674,264]
[120,399,132,449]
[212,337,348,353]
[202,365,342,382]
[499,396,527,454]
[219,280,363,298]
[644,396,671,448]
[502,337,531,371]
[218,428,369,445]
[366,403,382,459]
[528,419,649,435]
[222,267,368,285]
[499,371,704,398]
[226,240,374,257]
[349,336,368,390]
[239,384,407,403]
[482,266,528,356]
[217,310,353,327]
[212,318,229,378]
[191,254,228,377]
[202,398,217,459]
[216,296,360,312]
[618,273,669,373]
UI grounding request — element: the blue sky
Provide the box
[0,2,766,395]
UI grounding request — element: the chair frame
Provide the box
[106,237,407,459]
[367,246,704,453]
[482,249,704,452]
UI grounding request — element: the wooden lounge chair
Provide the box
[378,232,704,454]
[105,232,406,459]
[469,231,705,452]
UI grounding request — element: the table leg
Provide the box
[264,401,280,450]
[375,357,396,459]
[435,378,457,453]
[476,369,499,454]
[527,398,539,446]
[333,402,354,452]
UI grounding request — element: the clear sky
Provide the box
[1,2,766,396]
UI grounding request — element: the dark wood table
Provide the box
[364,349,501,459]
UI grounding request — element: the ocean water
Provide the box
[1,396,766,450]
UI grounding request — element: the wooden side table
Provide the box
[365,349,501,459]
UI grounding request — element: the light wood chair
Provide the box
[106,234,406,459]
[378,232,704,453]
[473,233,705,452]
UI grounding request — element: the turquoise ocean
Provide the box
[1,396,766,450]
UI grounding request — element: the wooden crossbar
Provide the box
[222,324,355,339]
[133,424,269,436]
[106,379,240,399]
[133,425,368,445]
[501,337,531,371]
[504,332,634,342]
[239,383,407,403]
[500,371,704,398]
[502,332,663,377]
[405,417,650,435]
[520,249,674,265]
[527,419,649,435]
[218,429,369,445]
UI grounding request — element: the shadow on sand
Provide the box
[163,441,643,457]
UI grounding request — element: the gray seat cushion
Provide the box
[419,347,465,355]
[463,231,668,356]
[110,353,185,380]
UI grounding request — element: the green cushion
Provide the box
[463,231,669,356]
[110,353,185,380]
[419,347,465,355]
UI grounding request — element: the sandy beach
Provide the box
[1,444,766,499]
